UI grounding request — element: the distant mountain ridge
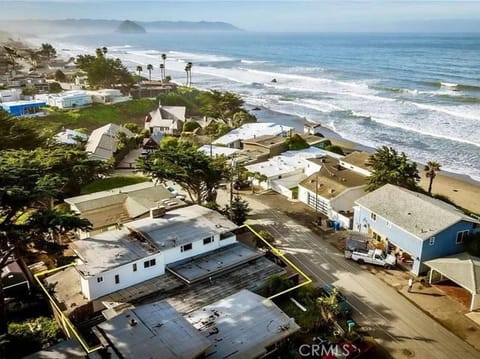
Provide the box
[0,19,241,34]
[115,20,146,34]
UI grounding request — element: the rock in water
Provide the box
[115,20,146,34]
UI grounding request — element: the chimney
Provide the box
[150,206,166,218]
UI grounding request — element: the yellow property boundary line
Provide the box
[241,224,313,300]
[34,263,103,354]
[34,225,312,354]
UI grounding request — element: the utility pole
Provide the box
[315,173,319,216]
[230,156,237,207]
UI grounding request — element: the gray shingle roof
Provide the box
[355,184,479,240]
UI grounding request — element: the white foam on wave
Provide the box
[441,82,458,88]
[412,102,480,121]
[240,59,268,64]
[168,50,234,62]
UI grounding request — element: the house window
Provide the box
[132,263,137,272]
[370,213,377,221]
[203,237,213,245]
[144,259,156,268]
[115,274,120,284]
[181,243,193,252]
[97,277,103,283]
[456,230,469,244]
[429,237,435,246]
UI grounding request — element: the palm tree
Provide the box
[161,53,167,78]
[102,46,108,55]
[425,161,441,195]
[146,64,153,81]
[159,64,165,81]
[185,64,190,86]
[136,65,143,77]
[187,62,193,86]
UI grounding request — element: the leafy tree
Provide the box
[137,139,228,204]
[366,146,420,192]
[40,43,56,60]
[223,196,251,225]
[247,171,268,194]
[21,87,37,97]
[200,90,245,120]
[48,82,63,94]
[325,144,345,155]
[265,274,292,297]
[76,48,133,88]
[256,229,275,248]
[54,69,66,82]
[182,120,201,132]
[425,161,441,195]
[123,122,140,134]
[0,110,45,150]
[231,110,256,128]
[0,149,94,336]
[317,288,341,321]
[285,133,309,151]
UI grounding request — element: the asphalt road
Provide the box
[242,193,480,359]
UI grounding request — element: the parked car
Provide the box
[346,248,396,268]
[320,284,352,317]
[166,186,186,201]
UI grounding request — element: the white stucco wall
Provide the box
[83,252,164,300]
[339,160,371,177]
[329,186,366,213]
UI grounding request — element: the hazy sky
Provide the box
[1,1,480,32]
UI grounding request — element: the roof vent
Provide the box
[328,188,335,194]
[129,318,138,327]
[150,206,166,218]
[341,177,346,182]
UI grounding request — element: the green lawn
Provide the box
[25,98,158,134]
[80,175,151,194]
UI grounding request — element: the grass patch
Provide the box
[80,175,151,194]
[22,99,158,134]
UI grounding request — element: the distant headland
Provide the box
[115,20,146,34]
[0,19,242,35]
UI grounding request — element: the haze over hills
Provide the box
[0,19,241,36]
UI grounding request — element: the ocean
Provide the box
[45,32,480,181]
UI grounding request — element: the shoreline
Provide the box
[12,34,480,214]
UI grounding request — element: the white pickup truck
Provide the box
[346,248,396,268]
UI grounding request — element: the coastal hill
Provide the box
[115,20,146,34]
[0,19,241,35]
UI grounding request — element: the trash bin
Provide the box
[333,221,341,231]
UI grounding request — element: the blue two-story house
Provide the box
[353,184,479,274]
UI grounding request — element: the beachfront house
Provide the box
[298,156,368,228]
[36,90,91,109]
[85,123,134,161]
[353,184,480,274]
[213,122,293,149]
[0,100,46,117]
[89,89,131,104]
[0,88,21,103]
[339,151,372,177]
[65,182,184,237]
[70,205,238,300]
[244,147,332,199]
[145,103,186,136]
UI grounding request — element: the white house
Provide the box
[85,123,134,161]
[245,147,337,199]
[36,90,91,109]
[298,156,368,228]
[89,89,131,104]
[0,88,21,103]
[339,151,372,177]
[70,205,238,300]
[54,129,88,145]
[213,122,293,149]
[145,104,186,136]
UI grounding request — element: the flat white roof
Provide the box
[198,145,240,157]
[48,90,89,99]
[213,122,293,146]
[185,289,299,358]
[97,301,211,359]
[0,100,46,106]
[245,147,326,178]
[71,205,238,275]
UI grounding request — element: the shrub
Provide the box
[49,82,63,94]
[183,120,201,132]
[325,144,345,155]
[256,229,275,248]
[285,134,309,151]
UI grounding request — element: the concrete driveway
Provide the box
[240,191,480,359]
